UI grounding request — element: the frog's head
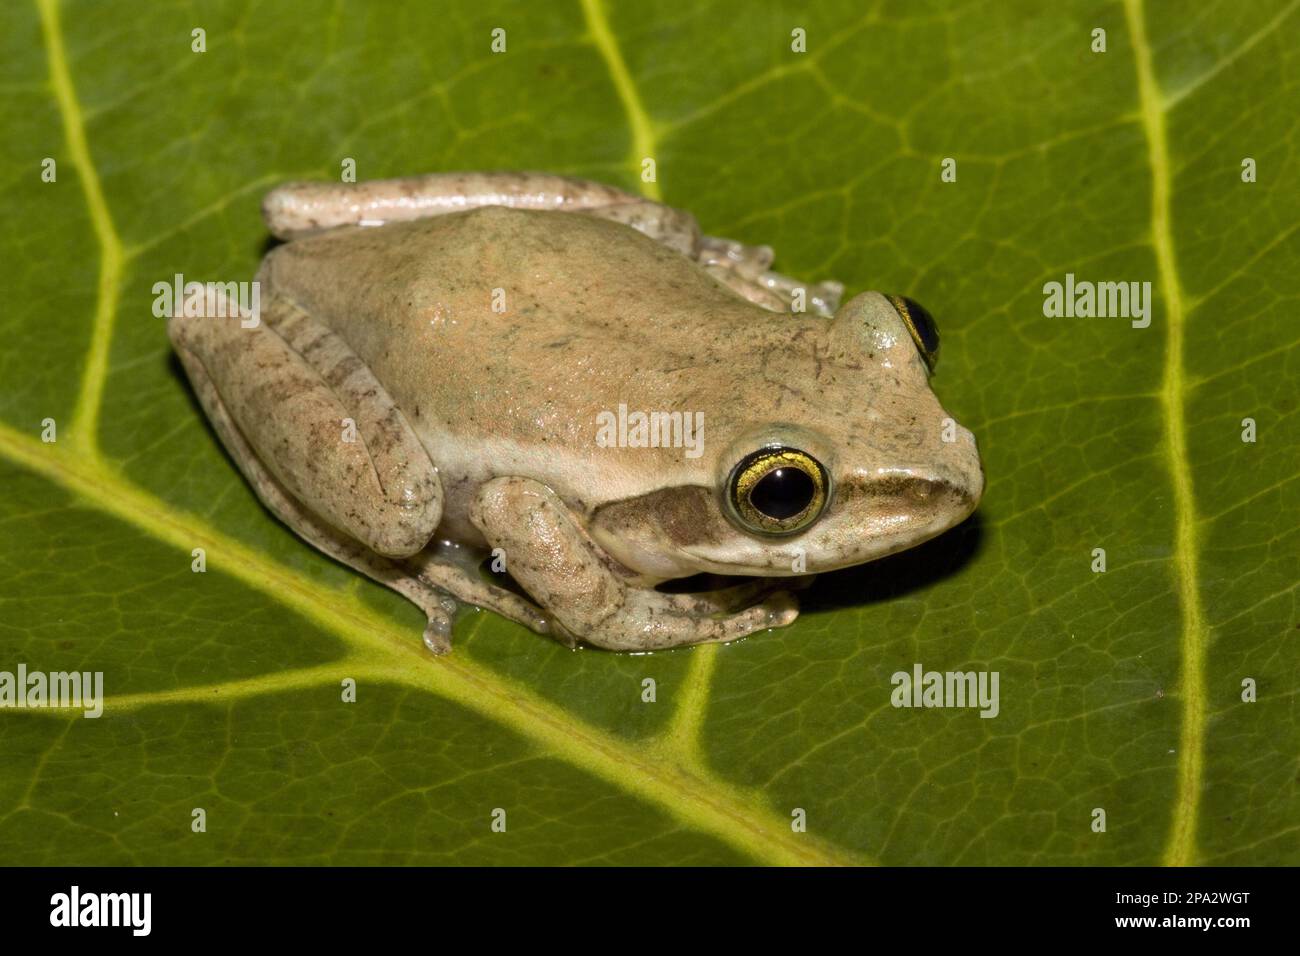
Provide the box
[587,291,984,581]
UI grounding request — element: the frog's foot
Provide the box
[471,477,800,652]
[698,234,776,278]
[402,541,570,647]
[759,270,845,317]
[697,233,844,317]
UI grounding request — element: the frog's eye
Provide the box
[886,294,940,372]
[727,446,829,536]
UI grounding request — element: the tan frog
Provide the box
[169,172,983,653]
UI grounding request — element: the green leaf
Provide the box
[2,0,1297,865]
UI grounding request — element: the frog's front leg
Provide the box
[697,235,845,317]
[470,477,798,652]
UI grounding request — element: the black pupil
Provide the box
[750,467,815,520]
[901,296,940,355]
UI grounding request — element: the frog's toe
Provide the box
[421,601,455,655]
[689,589,799,645]
[550,586,793,651]
[748,590,799,631]
[811,279,846,315]
[697,235,775,277]
[547,620,581,650]
[696,234,844,318]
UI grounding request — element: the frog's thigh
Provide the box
[470,477,798,652]
[263,172,645,239]
[169,312,466,650]
[168,297,442,559]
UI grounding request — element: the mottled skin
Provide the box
[169,172,984,652]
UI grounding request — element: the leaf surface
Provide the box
[1,0,1297,865]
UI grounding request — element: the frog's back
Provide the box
[266,204,744,330]
[257,206,843,529]
[261,206,796,443]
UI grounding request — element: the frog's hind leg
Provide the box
[576,200,700,257]
[168,288,468,652]
[169,288,443,558]
[263,170,709,259]
[263,169,842,313]
[264,171,645,239]
[169,312,465,651]
[697,234,845,317]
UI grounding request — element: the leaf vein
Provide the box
[36,0,124,459]
[1124,0,1209,869]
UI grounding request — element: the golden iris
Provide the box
[728,446,828,535]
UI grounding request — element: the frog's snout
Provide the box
[845,473,975,520]
[837,421,985,546]
[945,423,985,511]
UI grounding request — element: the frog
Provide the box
[168,171,984,653]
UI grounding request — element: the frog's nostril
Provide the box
[870,475,937,503]
[904,478,937,503]
[869,475,969,512]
